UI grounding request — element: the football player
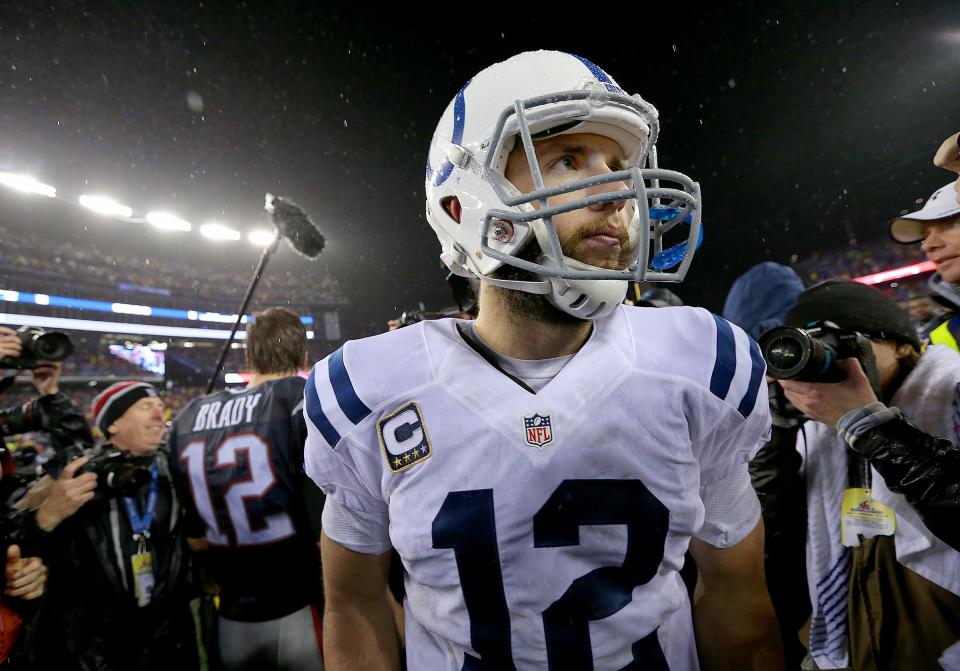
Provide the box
[170,307,325,670]
[306,51,782,670]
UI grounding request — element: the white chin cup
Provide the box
[546,275,627,320]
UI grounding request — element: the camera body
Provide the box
[0,326,74,370]
[0,393,95,453]
[44,443,153,500]
[759,320,881,393]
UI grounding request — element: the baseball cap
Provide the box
[889,181,960,244]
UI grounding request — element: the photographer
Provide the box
[723,263,810,670]
[22,380,199,670]
[769,280,960,670]
[0,326,51,665]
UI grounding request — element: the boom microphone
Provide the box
[265,194,326,258]
[204,194,325,393]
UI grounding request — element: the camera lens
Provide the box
[765,336,804,370]
[29,330,74,362]
[759,327,814,379]
[759,325,846,382]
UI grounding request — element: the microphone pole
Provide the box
[205,235,280,394]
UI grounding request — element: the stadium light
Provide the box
[853,260,937,285]
[78,194,133,218]
[0,173,56,198]
[248,229,277,246]
[200,223,241,241]
[146,211,192,232]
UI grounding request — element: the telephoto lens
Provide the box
[0,327,75,370]
[759,326,846,383]
[20,328,73,362]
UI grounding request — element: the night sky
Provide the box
[1,1,958,334]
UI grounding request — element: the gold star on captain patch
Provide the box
[413,447,420,457]
[404,453,412,463]
[393,458,402,468]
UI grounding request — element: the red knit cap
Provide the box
[90,381,158,435]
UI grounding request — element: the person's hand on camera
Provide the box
[778,357,878,428]
[31,362,62,397]
[35,457,97,532]
[0,327,21,361]
[767,379,806,429]
[3,545,47,601]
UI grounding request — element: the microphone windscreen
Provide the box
[264,194,326,258]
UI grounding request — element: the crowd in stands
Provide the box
[792,236,930,302]
[0,220,345,307]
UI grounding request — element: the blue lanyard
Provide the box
[122,460,159,540]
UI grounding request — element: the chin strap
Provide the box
[480,275,553,294]
[478,271,626,321]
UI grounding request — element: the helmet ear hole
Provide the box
[569,294,589,310]
[441,196,462,224]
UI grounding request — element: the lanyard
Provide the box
[122,460,159,543]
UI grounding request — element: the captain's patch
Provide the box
[378,402,432,473]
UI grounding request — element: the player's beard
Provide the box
[486,213,632,324]
[563,214,633,271]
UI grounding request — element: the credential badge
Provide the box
[524,413,553,448]
[378,402,432,473]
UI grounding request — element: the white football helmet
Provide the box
[425,50,703,320]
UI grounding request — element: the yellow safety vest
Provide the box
[930,319,960,352]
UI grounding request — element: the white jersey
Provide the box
[304,305,770,671]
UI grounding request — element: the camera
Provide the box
[0,327,74,370]
[44,443,153,499]
[0,393,95,452]
[759,320,880,390]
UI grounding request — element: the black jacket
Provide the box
[25,447,199,671]
[851,415,960,552]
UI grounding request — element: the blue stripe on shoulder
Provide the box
[305,367,341,447]
[328,347,372,424]
[736,339,766,418]
[709,315,737,402]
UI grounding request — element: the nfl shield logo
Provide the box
[524,413,553,448]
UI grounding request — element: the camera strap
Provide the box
[122,459,159,608]
[122,460,159,545]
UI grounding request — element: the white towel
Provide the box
[802,344,960,669]
[801,423,852,669]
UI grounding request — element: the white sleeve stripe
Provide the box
[709,314,738,403]
[709,314,765,418]
[725,326,753,411]
[736,340,766,418]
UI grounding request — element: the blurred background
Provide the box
[0,0,958,421]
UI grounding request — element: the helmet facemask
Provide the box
[474,91,701,318]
